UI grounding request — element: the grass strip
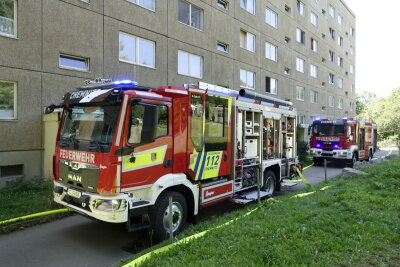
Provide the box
[119,159,400,267]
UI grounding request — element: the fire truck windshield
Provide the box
[312,123,345,136]
[59,104,120,149]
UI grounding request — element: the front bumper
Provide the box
[310,148,352,160]
[53,182,129,223]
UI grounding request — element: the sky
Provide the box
[344,0,400,98]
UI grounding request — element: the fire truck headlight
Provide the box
[338,151,348,157]
[94,199,126,212]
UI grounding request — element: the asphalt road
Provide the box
[0,149,397,267]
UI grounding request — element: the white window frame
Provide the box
[350,64,355,74]
[0,0,17,38]
[338,98,343,109]
[338,36,343,47]
[350,27,355,36]
[178,0,204,31]
[265,42,277,62]
[240,30,255,52]
[351,84,355,92]
[328,73,335,84]
[310,90,318,104]
[178,50,203,78]
[311,38,318,52]
[240,0,255,15]
[296,57,305,73]
[328,4,335,18]
[217,0,229,9]
[127,0,155,11]
[337,56,343,67]
[329,50,335,62]
[240,69,255,89]
[0,80,17,120]
[297,0,305,16]
[265,7,278,28]
[119,32,156,68]
[338,77,343,88]
[265,76,277,94]
[310,12,318,27]
[296,86,305,101]
[310,64,317,78]
[217,41,229,53]
[350,46,354,55]
[338,14,343,25]
[59,54,90,72]
[328,95,335,107]
[296,28,305,44]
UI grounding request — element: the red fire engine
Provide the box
[47,79,301,240]
[310,118,377,167]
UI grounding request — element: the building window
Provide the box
[296,28,305,44]
[265,8,277,28]
[328,4,335,17]
[338,36,343,47]
[178,0,204,30]
[240,69,255,89]
[350,45,354,55]
[329,50,335,62]
[80,0,90,3]
[337,56,343,67]
[311,38,318,52]
[284,67,291,75]
[328,96,335,107]
[217,41,229,52]
[298,115,305,124]
[178,50,203,78]
[59,54,89,71]
[338,14,343,24]
[296,86,305,101]
[310,12,318,27]
[310,64,318,78]
[240,0,255,15]
[119,32,155,68]
[0,80,16,120]
[310,90,318,103]
[351,84,355,92]
[285,5,291,13]
[328,73,335,84]
[265,42,277,61]
[240,30,255,52]
[338,77,343,88]
[338,98,343,109]
[297,0,305,16]
[296,57,305,73]
[350,27,355,36]
[350,102,355,111]
[127,0,155,11]
[0,0,17,37]
[265,76,277,94]
[217,0,228,9]
[350,65,355,74]
[285,36,291,44]
[329,27,335,40]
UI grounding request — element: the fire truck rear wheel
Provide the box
[262,170,276,197]
[150,191,187,241]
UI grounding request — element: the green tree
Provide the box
[356,91,377,116]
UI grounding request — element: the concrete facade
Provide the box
[0,0,355,180]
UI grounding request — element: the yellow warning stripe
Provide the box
[0,209,71,225]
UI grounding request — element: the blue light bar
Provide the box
[113,80,138,85]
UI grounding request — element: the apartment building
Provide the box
[0,0,355,180]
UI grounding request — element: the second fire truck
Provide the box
[310,118,377,167]
[48,80,301,240]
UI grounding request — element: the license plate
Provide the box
[67,188,82,199]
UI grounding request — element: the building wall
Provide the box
[0,0,356,181]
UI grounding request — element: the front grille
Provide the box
[59,160,99,193]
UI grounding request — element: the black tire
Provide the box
[262,170,277,197]
[367,150,373,162]
[348,153,357,167]
[313,157,323,166]
[150,191,187,241]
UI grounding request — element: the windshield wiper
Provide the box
[58,136,79,149]
[87,140,104,153]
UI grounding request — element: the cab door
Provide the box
[187,92,231,181]
[119,99,173,191]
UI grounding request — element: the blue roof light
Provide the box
[114,80,138,85]
[316,117,321,120]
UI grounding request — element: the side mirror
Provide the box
[141,104,159,144]
[44,104,57,114]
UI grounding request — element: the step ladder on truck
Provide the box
[47,79,302,240]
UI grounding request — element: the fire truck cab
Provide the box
[310,118,377,167]
[49,79,300,240]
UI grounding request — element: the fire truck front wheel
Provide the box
[150,191,187,241]
[313,157,323,166]
[348,153,357,167]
